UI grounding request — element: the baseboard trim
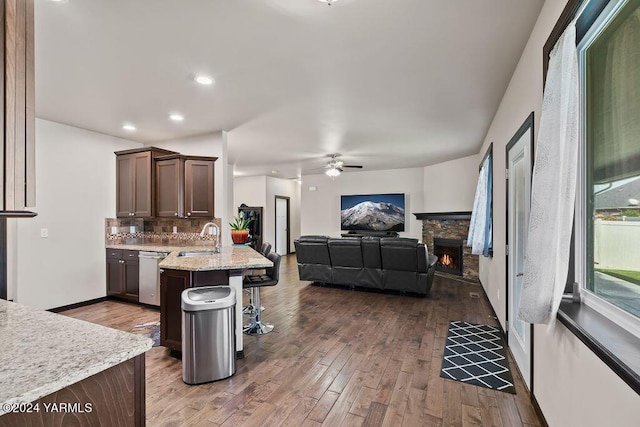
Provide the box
[531,394,549,427]
[48,296,109,313]
[478,278,548,427]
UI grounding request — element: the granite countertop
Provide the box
[0,299,152,414]
[106,238,217,252]
[158,246,273,271]
[107,239,272,272]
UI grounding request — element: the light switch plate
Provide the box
[40,228,48,238]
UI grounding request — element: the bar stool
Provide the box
[243,252,281,335]
[243,242,271,317]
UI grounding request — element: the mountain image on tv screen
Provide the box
[341,193,405,231]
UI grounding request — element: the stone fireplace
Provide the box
[415,212,479,282]
[433,238,464,276]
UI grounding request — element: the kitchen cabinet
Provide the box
[1,0,36,212]
[115,147,176,218]
[156,155,217,218]
[106,249,140,301]
[159,269,228,352]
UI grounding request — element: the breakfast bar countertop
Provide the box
[158,245,273,272]
[0,299,152,415]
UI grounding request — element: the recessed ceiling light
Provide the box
[317,0,338,4]
[122,124,136,131]
[49,0,69,3]
[271,170,278,174]
[169,113,184,122]
[195,75,214,85]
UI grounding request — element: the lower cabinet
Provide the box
[159,269,190,351]
[159,269,229,352]
[106,249,140,302]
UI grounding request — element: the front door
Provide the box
[506,114,534,390]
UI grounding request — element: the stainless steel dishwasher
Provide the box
[138,251,170,306]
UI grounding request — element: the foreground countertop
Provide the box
[158,245,273,271]
[0,299,152,414]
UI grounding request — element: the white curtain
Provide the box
[518,23,579,324]
[468,153,492,256]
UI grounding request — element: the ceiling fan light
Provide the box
[325,168,340,177]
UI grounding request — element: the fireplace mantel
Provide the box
[413,212,472,221]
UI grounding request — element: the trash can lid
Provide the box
[181,286,236,311]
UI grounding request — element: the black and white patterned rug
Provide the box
[440,321,515,394]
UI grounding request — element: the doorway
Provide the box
[275,196,290,255]
[506,113,534,391]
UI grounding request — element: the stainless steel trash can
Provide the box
[181,286,236,385]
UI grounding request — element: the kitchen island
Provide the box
[158,245,272,358]
[0,299,151,426]
[105,240,272,357]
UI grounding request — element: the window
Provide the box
[576,0,640,336]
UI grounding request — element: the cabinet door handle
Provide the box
[187,212,191,216]
[174,212,178,216]
[159,269,164,274]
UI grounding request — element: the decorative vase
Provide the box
[231,229,249,244]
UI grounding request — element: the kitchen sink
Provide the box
[177,251,216,257]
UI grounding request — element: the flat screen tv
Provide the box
[341,193,405,232]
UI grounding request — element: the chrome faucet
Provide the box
[200,222,220,253]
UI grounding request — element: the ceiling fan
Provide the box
[324,154,363,178]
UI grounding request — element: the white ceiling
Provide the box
[35,0,544,178]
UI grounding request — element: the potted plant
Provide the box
[229,213,253,244]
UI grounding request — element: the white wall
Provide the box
[265,176,301,253]
[233,175,301,253]
[152,131,232,241]
[423,154,479,212]
[14,119,141,309]
[234,176,267,209]
[477,0,640,425]
[301,168,424,240]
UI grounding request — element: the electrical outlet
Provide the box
[129,226,136,233]
[173,226,178,234]
[40,228,48,238]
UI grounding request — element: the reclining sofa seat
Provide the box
[294,235,437,295]
[379,237,431,293]
[293,235,332,283]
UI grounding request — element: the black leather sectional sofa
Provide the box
[294,236,438,295]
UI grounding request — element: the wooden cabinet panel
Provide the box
[1,0,36,211]
[132,151,152,217]
[185,159,214,217]
[156,155,216,219]
[124,258,139,298]
[116,155,134,217]
[159,269,228,352]
[0,355,145,427]
[160,269,191,351]
[155,158,183,218]
[115,147,175,218]
[106,257,123,296]
[106,249,139,301]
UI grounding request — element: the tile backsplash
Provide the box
[105,217,223,243]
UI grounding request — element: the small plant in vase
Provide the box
[229,213,253,245]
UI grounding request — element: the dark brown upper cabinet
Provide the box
[155,155,217,218]
[1,0,36,214]
[115,147,176,218]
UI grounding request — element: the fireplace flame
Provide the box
[441,254,453,267]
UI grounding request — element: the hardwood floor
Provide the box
[62,254,542,427]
